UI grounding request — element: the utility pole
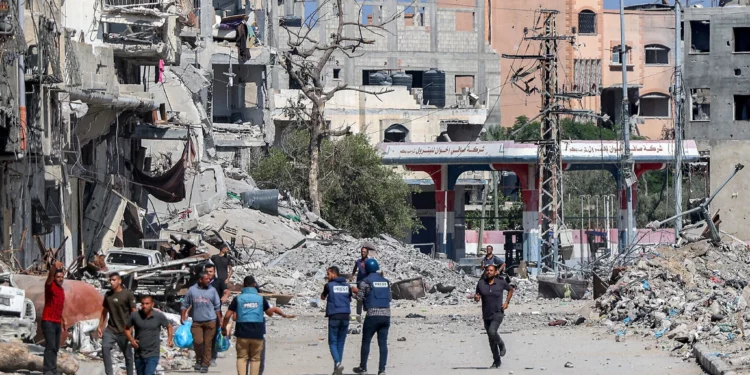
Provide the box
[537,10,563,275]
[674,0,684,237]
[493,171,500,230]
[619,0,635,252]
[502,10,575,275]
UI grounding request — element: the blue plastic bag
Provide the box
[174,321,193,349]
[215,331,230,352]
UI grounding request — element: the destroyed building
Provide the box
[268,0,500,141]
[683,5,750,243]
[0,0,197,268]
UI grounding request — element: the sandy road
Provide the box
[160,301,706,375]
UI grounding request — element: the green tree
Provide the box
[249,130,422,238]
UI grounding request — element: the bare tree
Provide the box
[280,0,401,215]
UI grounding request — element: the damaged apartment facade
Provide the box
[0,0,206,268]
[492,0,675,139]
[683,5,750,242]
[263,0,500,144]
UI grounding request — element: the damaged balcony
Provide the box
[100,0,181,65]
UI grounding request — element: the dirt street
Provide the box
[164,301,706,375]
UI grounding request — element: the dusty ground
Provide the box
[154,300,707,375]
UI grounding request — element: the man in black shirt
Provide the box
[211,245,233,282]
[474,265,514,368]
[205,264,231,366]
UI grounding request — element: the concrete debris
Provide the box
[0,342,79,375]
[594,238,750,354]
[244,237,478,306]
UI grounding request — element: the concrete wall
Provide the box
[683,9,750,241]
[271,0,502,125]
[697,140,750,240]
[273,86,488,145]
[684,7,750,140]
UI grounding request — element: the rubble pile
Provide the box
[595,238,750,346]
[243,237,482,306]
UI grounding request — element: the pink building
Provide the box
[484,0,675,140]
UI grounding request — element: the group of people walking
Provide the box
[40,241,514,375]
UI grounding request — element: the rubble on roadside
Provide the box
[594,237,750,350]
[240,236,539,308]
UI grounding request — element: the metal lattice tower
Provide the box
[536,10,562,274]
[503,9,578,275]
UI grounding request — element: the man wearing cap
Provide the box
[352,259,391,375]
[349,243,374,323]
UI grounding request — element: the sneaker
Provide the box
[211,359,217,367]
[353,366,368,374]
[200,366,209,373]
[334,362,344,375]
[194,363,201,371]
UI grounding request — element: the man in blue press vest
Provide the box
[221,276,271,375]
[353,259,391,375]
[321,266,353,375]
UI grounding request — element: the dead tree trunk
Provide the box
[308,106,323,215]
[0,342,79,375]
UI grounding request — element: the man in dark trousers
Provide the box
[349,243,373,323]
[353,259,391,375]
[205,263,231,365]
[474,264,514,368]
[221,275,274,375]
[97,273,137,375]
[42,261,66,375]
[124,295,174,375]
[181,272,222,373]
[211,245,233,283]
[321,266,353,375]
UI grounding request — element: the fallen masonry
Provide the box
[593,236,750,373]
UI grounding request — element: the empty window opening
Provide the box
[362,69,378,85]
[404,6,425,26]
[384,124,409,142]
[640,94,670,117]
[405,70,424,88]
[361,5,375,25]
[455,11,474,31]
[690,20,710,53]
[737,68,742,76]
[455,75,474,93]
[333,68,341,79]
[690,88,710,121]
[645,44,669,65]
[303,1,319,27]
[735,95,750,120]
[289,75,302,89]
[611,45,631,65]
[578,10,596,34]
[734,28,750,52]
